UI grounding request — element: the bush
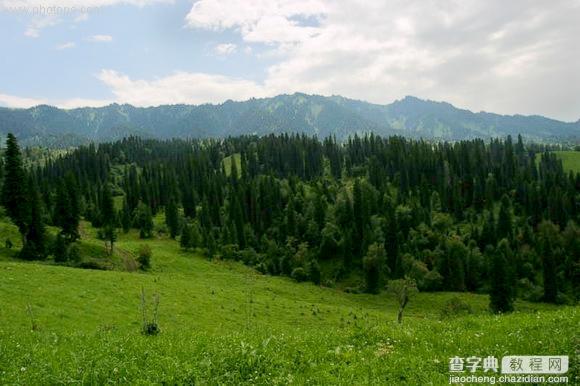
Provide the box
[440,296,473,319]
[308,259,321,285]
[291,267,308,282]
[137,245,152,271]
[67,244,81,264]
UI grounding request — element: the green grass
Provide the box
[0,218,578,384]
[552,151,580,173]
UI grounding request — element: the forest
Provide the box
[2,133,579,312]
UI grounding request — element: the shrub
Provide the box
[137,245,152,271]
[67,244,81,264]
[440,296,473,319]
[308,259,321,285]
[291,267,308,282]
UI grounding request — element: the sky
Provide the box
[0,0,579,121]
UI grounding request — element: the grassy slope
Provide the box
[0,218,578,384]
[553,151,580,173]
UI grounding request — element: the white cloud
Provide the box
[186,0,326,44]
[0,93,46,108]
[183,0,580,121]
[88,34,113,42]
[23,15,59,37]
[213,43,237,56]
[96,69,269,106]
[0,92,113,109]
[56,41,76,50]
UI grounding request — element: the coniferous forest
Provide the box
[3,133,578,311]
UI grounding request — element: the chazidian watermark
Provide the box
[449,355,569,384]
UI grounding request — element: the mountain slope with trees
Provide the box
[1,94,579,147]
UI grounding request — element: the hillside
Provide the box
[0,218,577,384]
[1,93,579,147]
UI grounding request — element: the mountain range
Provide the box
[0,93,578,147]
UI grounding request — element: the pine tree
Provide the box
[180,223,192,250]
[537,221,560,303]
[496,194,513,240]
[120,197,132,233]
[165,198,180,239]
[1,133,29,236]
[20,180,47,261]
[489,239,514,313]
[135,202,154,239]
[101,184,117,255]
[54,178,80,242]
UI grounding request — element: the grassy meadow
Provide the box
[552,151,580,173]
[0,218,578,384]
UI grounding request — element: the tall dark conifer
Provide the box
[1,133,29,236]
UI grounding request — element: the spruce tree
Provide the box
[165,198,180,239]
[1,133,29,236]
[489,239,514,313]
[100,184,117,255]
[135,202,154,239]
[537,221,560,303]
[20,180,47,261]
[54,178,80,242]
[180,223,192,250]
[496,194,513,240]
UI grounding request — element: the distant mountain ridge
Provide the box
[0,93,578,146]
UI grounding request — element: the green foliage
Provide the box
[1,133,28,235]
[489,240,515,313]
[135,202,154,239]
[137,245,152,271]
[291,267,308,282]
[440,296,473,319]
[363,243,386,294]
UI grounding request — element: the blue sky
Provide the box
[0,0,579,121]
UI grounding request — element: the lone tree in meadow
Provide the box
[1,133,28,238]
[388,277,418,324]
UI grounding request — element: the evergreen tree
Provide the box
[120,197,132,233]
[1,133,29,236]
[54,178,80,242]
[496,194,513,240]
[489,239,515,313]
[165,198,180,239]
[135,202,154,239]
[20,181,47,261]
[100,184,117,255]
[537,221,560,303]
[180,223,192,250]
